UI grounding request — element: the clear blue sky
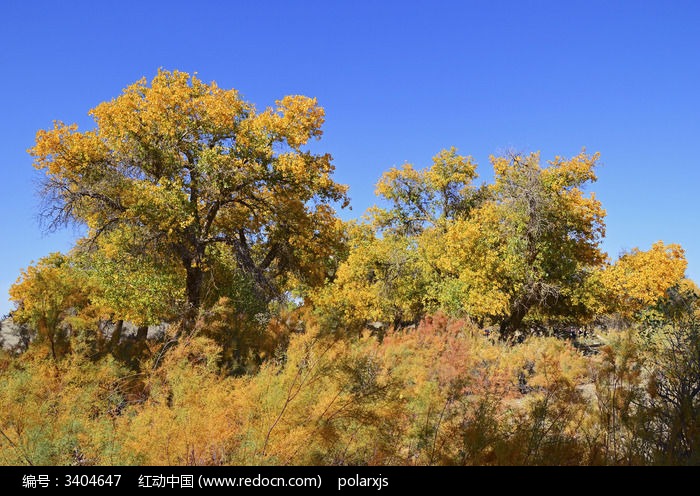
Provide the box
[1,0,699,315]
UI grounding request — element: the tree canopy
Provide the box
[30,69,348,328]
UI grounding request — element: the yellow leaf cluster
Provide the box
[602,241,687,315]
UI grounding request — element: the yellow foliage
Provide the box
[314,228,428,328]
[9,253,105,358]
[14,75,700,467]
[0,348,126,465]
[2,310,697,466]
[115,337,241,465]
[29,68,349,323]
[602,241,687,316]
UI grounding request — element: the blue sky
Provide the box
[1,0,699,315]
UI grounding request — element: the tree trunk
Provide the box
[40,318,58,361]
[499,299,531,340]
[132,324,150,357]
[108,319,124,353]
[48,332,57,361]
[228,233,279,304]
[183,262,203,331]
[136,325,148,342]
[185,265,202,310]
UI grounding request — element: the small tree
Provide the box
[9,253,93,359]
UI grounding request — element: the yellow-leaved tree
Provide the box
[437,150,607,336]
[601,241,687,318]
[319,149,608,337]
[30,69,348,329]
[314,148,480,328]
[9,253,101,360]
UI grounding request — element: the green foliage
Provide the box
[78,243,184,326]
